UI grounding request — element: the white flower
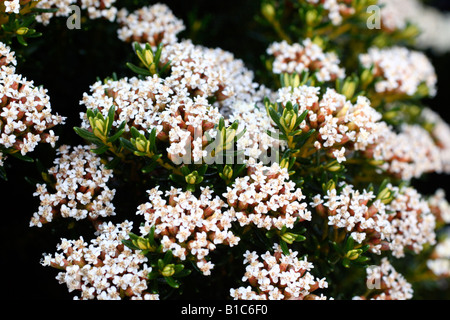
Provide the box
[4,0,20,14]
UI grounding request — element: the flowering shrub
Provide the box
[2,0,450,301]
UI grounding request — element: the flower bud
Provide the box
[281,232,297,244]
[185,171,202,185]
[223,165,233,180]
[281,109,297,132]
[134,137,149,153]
[360,68,374,89]
[280,158,290,170]
[16,27,29,36]
[346,249,363,260]
[161,264,175,277]
[376,187,394,204]
[341,79,357,100]
[261,3,276,22]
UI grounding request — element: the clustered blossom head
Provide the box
[223,159,311,231]
[80,75,225,164]
[0,42,64,166]
[427,189,450,225]
[136,186,240,276]
[267,39,345,82]
[159,39,261,110]
[227,101,285,159]
[421,108,450,174]
[30,145,116,227]
[374,124,444,180]
[276,85,388,163]
[305,0,356,25]
[354,257,413,300]
[41,221,159,300]
[35,0,118,25]
[311,183,436,257]
[359,46,437,97]
[427,236,450,278]
[230,244,328,300]
[117,4,185,47]
[380,0,450,53]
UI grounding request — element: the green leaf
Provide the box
[106,128,125,143]
[280,240,290,256]
[173,269,191,278]
[164,276,180,288]
[163,250,173,265]
[90,144,109,155]
[126,62,152,76]
[10,152,34,163]
[119,137,135,152]
[106,105,116,135]
[121,239,139,251]
[73,127,103,144]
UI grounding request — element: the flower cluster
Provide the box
[160,39,262,110]
[374,124,444,180]
[41,221,158,300]
[427,236,450,278]
[136,186,240,275]
[0,42,64,166]
[80,74,225,164]
[311,183,436,257]
[227,101,284,160]
[223,159,311,231]
[276,85,388,162]
[267,39,345,82]
[30,145,116,227]
[230,244,328,300]
[35,0,118,25]
[354,257,413,300]
[428,189,450,225]
[380,0,450,53]
[117,4,185,48]
[305,0,355,26]
[422,108,450,174]
[359,46,437,97]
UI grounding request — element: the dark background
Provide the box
[1,0,449,300]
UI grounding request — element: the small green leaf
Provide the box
[164,276,180,288]
[126,62,152,76]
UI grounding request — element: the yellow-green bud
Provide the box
[161,264,175,277]
[280,232,297,244]
[376,187,394,204]
[324,179,336,192]
[134,137,149,153]
[306,10,319,26]
[16,27,29,35]
[133,237,151,250]
[341,79,357,100]
[93,119,106,138]
[346,249,363,260]
[223,165,233,180]
[280,158,290,170]
[281,109,297,132]
[185,171,199,185]
[360,69,374,89]
[400,24,420,40]
[324,160,343,172]
[261,3,276,22]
